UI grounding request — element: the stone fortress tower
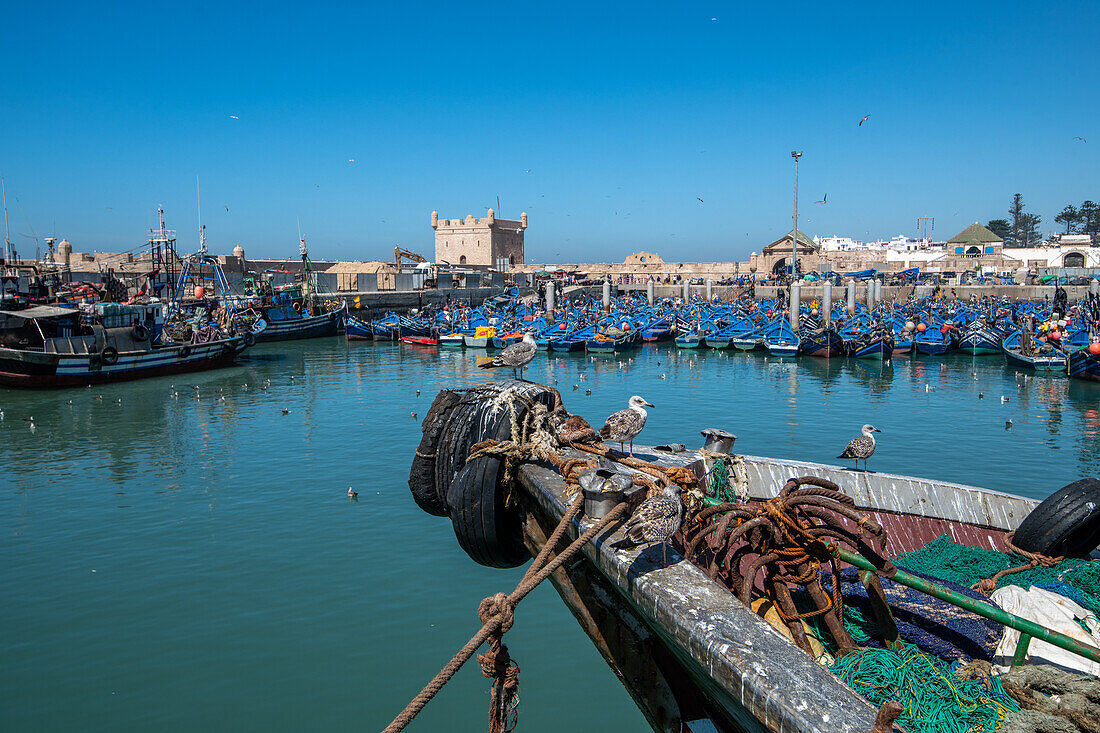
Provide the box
[431,208,526,270]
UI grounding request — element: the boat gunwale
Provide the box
[516,447,1043,732]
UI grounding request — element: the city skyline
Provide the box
[2,1,1097,263]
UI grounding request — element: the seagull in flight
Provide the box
[348,159,356,163]
[815,193,827,204]
[524,168,532,173]
[1073,136,1087,143]
[696,197,704,203]
[229,115,239,120]
[858,114,870,126]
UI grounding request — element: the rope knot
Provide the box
[478,592,515,634]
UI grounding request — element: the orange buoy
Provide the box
[917,323,927,332]
[1049,330,1062,341]
[194,285,205,299]
[1089,342,1100,355]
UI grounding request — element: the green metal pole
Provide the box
[830,544,1100,665]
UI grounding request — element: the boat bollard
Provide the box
[1092,278,1099,297]
[822,280,832,324]
[874,278,883,304]
[647,279,654,305]
[580,468,632,519]
[847,280,856,315]
[866,280,875,309]
[706,279,713,301]
[700,428,737,455]
[683,279,690,302]
[546,280,555,324]
[602,280,611,313]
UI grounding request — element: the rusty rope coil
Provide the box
[681,476,889,658]
[970,531,1066,595]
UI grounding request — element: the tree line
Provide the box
[987,194,1099,248]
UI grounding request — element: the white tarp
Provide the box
[991,585,1100,676]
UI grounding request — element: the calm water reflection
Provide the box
[3,339,1098,731]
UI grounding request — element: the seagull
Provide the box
[477,332,537,380]
[979,392,984,399]
[573,384,579,391]
[815,193,827,204]
[585,389,592,396]
[411,412,417,419]
[1074,136,1087,143]
[114,398,122,405]
[696,197,704,203]
[66,400,72,406]
[348,159,356,163]
[610,485,685,566]
[1006,419,1013,430]
[598,395,653,456]
[94,395,103,400]
[524,168,532,173]
[348,487,358,498]
[282,408,291,415]
[837,424,880,471]
[1001,396,1009,403]
[416,389,421,397]
[925,385,935,392]
[229,115,239,119]
[0,408,4,420]
[859,114,870,126]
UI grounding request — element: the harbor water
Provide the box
[4,339,1100,731]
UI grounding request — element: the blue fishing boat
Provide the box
[345,314,373,341]
[958,320,1005,355]
[1002,328,1067,371]
[846,326,895,360]
[1068,345,1100,381]
[763,318,800,357]
[914,323,954,356]
[798,325,845,358]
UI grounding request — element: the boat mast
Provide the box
[1,175,11,263]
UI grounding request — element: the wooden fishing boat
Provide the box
[439,333,466,347]
[845,326,895,360]
[798,325,845,358]
[674,331,705,349]
[1002,330,1067,372]
[251,300,345,342]
[411,383,1100,733]
[763,319,800,357]
[0,304,249,387]
[345,314,373,341]
[400,334,438,346]
[958,321,1005,356]
[587,329,639,352]
[1068,346,1100,382]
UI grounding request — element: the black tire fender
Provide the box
[446,453,529,568]
[1013,478,1100,558]
[101,346,119,366]
[178,345,192,359]
[132,324,149,341]
[242,330,256,347]
[408,389,464,516]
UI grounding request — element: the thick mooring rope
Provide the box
[382,494,628,733]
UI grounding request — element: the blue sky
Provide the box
[2,1,1097,263]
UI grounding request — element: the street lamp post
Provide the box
[791,151,802,282]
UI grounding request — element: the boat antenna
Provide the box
[1,175,10,263]
[196,176,206,254]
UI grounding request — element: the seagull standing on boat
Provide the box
[477,332,537,380]
[598,395,653,456]
[610,485,684,566]
[837,424,881,471]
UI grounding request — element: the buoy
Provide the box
[1089,342,1100,355]
[917,323,927,332]
[766,310,774,317]
[905,321,915,330]
[1049,330,1062,341]
[194,285,205,299]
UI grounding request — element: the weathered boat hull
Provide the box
[345,315,373,341]
[1068,348,1100,381]
[799,329,845,358]
[255,309,343,342]
[513,448,1036,733]
[0,339,247,388]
